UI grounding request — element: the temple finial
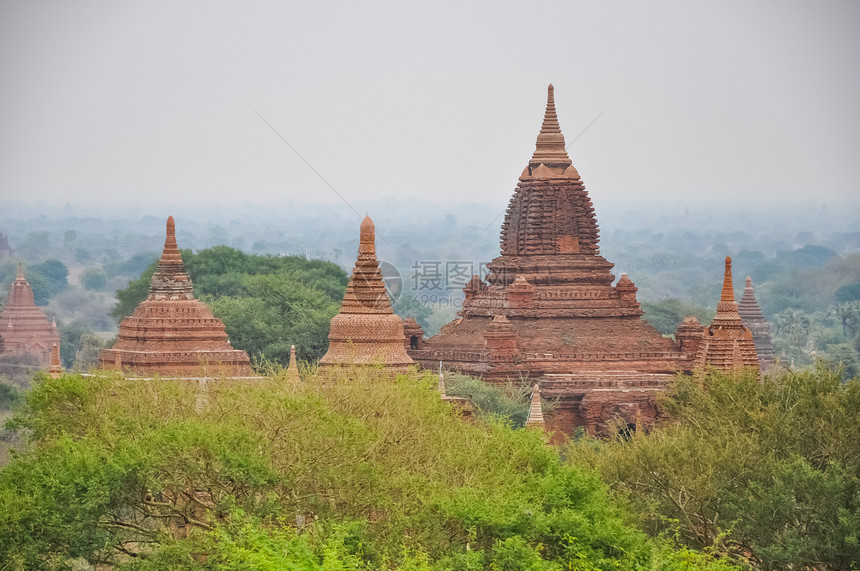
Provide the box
[529,84,571,168]
[160,215,182,264]
[16,262,24,279]
[720,256,734,303]
[525,383,546,430]
[359,215,376,255]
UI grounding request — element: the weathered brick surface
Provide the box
[409,85,696,436]
[98,216,253,378]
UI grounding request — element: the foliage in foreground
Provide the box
[0,370,731,570]
[566,366,860,570]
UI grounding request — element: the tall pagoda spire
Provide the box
[529,84,572,169]
[285,345,301,382]
[694,257,760,373]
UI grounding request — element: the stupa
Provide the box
[98,216,253,377]
[319,216,414,371]
[0,263,59,364]
[0,233,12,262]
[524,384,546,430]
[738,276,775,370]
[694,257,760,374]
[408,85,695,435]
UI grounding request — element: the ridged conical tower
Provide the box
[411,85,692,436]
[0,263,59,364]
[320,216,414,370]
[738,277,775,370]
[98,216,253,377]
[695,257,760,373]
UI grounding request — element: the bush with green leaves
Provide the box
[565,366,860,569]
[0,370,732,570]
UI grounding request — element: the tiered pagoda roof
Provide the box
[694,257,760,374]
[738,277,775,370]
[98,216,253,378]
[319,216,414,371]
[0,263,59,364]
[409,85,694,435]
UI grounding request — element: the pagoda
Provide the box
[694,257,760,374]
[0,263,60,365]
[319,216,414,372]
[98,216,253,378]
[738,276,775,370]
[408,85,695,435]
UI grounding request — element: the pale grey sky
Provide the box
[1,1,858,211]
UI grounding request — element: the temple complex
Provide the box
[738,276,775,370]
[0,263,60,365]
[98,216,253,378]
[319,216,414,372]
[408,85,696,435]
[694,257,760,374]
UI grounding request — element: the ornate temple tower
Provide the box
[409,85,695,435]
[319,216,414,371]
[695,258,760,374]
[738,276,775,370]
[0,263,60,365]
[98,216,253,378]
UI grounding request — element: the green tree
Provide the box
[0,370,732,569]
[81,268,108,291]
[32,259,69,296]
[58,321,95,368]
[835,282,860,303]
[566,366,860,569]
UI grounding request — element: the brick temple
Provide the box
[0,263,60,365]
[320,216,414,372]
[98,216,253,378]
[694,257,760,374]
[408,85,697,435]
[738,276,775,370]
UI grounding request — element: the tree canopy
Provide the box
[566,366,860,569]
[0,369,732,570]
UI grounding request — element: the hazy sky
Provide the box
[1,1,858,213]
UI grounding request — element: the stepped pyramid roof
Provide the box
[320,216,414,370]
[98,216,253,378]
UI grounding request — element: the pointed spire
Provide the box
[720,256,735,303]
[529,84,572,169]
[338,215,392,314]
[49,343,63,378]
[438,361,446,396]
[16,262,25,280]
[359,215,375,255]
[148,216,195,300]
[160,215,183,265]
[525,384,546,430]
[285,344,300,382]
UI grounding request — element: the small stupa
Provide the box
[98,216,253,377]
[0,263,60,364]
[738,277,775,370]
[319,216,414,371]
[49,343,63,378]
[524,384,546,430]
[694,257,760,374]
[285,345,301,382]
